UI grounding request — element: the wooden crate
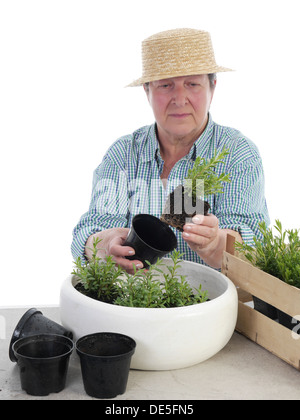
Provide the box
[221,235,300,370]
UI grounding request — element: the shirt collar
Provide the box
[141,113,214,163]
[190,113,214,160]
[141,124,160,163]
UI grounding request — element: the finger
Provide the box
[182,231,211,248]
[183,224,215,239]
[109,232,129,248]
[110,243,136,258]
[192,213,218,227]
[112,256,144,272]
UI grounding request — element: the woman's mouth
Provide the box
[169,113,190,119]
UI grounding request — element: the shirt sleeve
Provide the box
[71,154,130,262]
[214,138,270,245]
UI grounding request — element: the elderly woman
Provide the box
[71,28,269,272]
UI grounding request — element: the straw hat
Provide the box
[127,28,232,87]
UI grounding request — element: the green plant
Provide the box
[72,239,208,308]
[114,262,164,308]
[235,220,300,288]
[72,237,124,303]
[184,147,231,200]
[115,251,208,308]
[160,250,208,307]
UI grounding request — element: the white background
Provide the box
[1,0,300,307]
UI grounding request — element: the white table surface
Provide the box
[1,306,300,401]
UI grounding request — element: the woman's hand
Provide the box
[85,228,143,274]
[182,214,242,269]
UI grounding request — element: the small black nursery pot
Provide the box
[277,310,300,334]
[76,332,136,399]
[124,214,177,267]
[9,308,73,362]
[252,296,278,320]
[12,334,74,396]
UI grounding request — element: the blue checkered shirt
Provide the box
[71,114,270,266]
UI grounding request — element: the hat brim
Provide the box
[126,66,234,87]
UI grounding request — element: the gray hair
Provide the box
[208,73,217,89]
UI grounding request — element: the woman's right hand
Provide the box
[85,228,143,274]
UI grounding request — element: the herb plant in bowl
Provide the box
[72,239,124,304]
[72,238,208,308]
[160,148,231,232]
[61,238,238,370]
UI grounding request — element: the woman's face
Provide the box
[145,75,215,143]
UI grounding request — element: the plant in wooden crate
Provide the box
[235,219,300,329]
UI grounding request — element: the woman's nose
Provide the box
[172,86,188,107]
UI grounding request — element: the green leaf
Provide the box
[72,240,209,308]
[235,220,300,287]
[184,147,231,200]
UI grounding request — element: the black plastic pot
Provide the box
[12,334,74,396]
[9,308,73,362]
[252,296,278,320]
[277,310,300,334]
[76,332,136,399]
[124,214,177,267]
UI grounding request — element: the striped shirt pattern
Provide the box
[71,114,270,266]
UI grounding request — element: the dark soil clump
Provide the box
[160,185,210,232]
[74,282,116,304]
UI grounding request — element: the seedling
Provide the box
[160,147,231,231]
[72,239,208,308]
[235,220,300,288]
[72,237,124,303]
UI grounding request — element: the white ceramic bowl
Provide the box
[60,259,238,370]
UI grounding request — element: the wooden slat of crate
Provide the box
[222,250,300,371]
[237,301,300,370]
[237,288,252,303]
[222,252,300,317]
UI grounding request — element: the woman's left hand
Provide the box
[182,214,219,256]
[182,214,242,269]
